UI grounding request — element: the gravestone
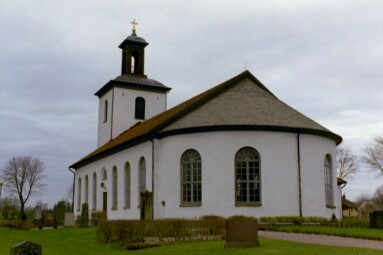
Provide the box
[33,206,42,229]
[10,240,42,255]
[45,213,54,227]
[64,212,75,227]
[225,218,260,248]
[370,211,383,228]
[33,206,42,221]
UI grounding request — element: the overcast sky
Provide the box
[1,1,382,207]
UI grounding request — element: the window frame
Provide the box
[77,178,82,211]
[103,100,108,123]
[112,166,118,210]
[85,175,89,204]
[235,147,262,207]
[180,149,202,206]
[92,172,97,211]
[135,97,145,120]
[324,154,334,207]
[124,162,131,209]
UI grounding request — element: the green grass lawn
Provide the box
[0,227,382,255]
[276,225,383,241]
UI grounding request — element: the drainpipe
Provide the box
[68,167,76,211]
[297,133,303,217]
[150,138,155,220]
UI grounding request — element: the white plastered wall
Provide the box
[97,88,167,147]
[75,131,341,220]
[154,131,340,219]
[74,141,153,220]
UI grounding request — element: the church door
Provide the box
[103,192,107,213]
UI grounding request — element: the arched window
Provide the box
[104,100,108,122]
[324,155,334,206]
[85,175,89,204]
[139,157,146,193]
[124,162,131,208]
[77,178,82,211]
[93,172,97,210]
[181,149,202,205]
[135,97,145,120]
[102,167,107,181]
[235,147,261,205]
[112,166,118,209]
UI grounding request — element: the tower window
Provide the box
[104,100,108,123]
[135,97,145,119]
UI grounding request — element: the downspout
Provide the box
[68,167,76,211]
[297,133,303,217]
[150,138,155,220]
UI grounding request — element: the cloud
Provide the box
[1,1,382,206]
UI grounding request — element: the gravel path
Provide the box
[259,231,383,250]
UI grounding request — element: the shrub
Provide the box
[322,218,369,228]
[91,211,106,226]
[97,220,113,243]
[17,221,33,231]
[80,203,89,227]
[259,216,327,225]
[96,218,227,249]
[199,215,225,236]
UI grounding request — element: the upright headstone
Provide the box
[370,211,383,228]
[33,206,42,221]
[10,240,42,255]
[64,212,75,227]
[225,218,260,248]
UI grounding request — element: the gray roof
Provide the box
[161,74,339,139]
[71,71,341,169]
[118,33,148,48]
[95,74,171,97]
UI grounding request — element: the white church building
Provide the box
[70,27,343,220]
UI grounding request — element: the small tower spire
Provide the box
[130,18,138,36]
[119,19,148,76]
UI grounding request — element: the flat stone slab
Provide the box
[10,240,42,255]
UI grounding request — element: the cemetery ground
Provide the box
[1,226,383,255]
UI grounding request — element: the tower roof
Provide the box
[119,19,148,48]
[119,34,148,48]
[95,74,171,97]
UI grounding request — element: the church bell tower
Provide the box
[119,19,148,76]
[95,20,171,147]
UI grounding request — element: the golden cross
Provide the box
[130,19,138,33]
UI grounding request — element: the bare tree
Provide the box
[1,156,46,221]
[336,146,358,180]
[372,185,383,210]
[354,193,371,208]
[363,136,383,175]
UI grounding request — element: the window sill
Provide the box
[123,206,130,210]
[235,202,262,207]
[326,205,336,209]
[111,207,117,211]
[180,203,201,207]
